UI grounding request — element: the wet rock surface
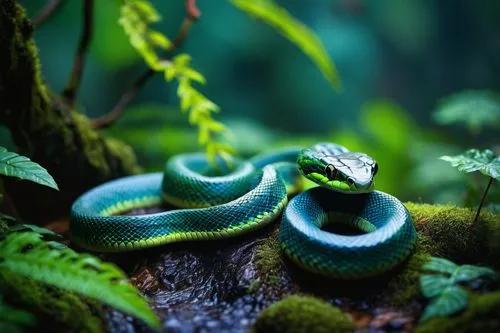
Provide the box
[101,207,421,333]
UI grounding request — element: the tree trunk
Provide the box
[0,0,141,223]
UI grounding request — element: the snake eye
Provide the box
[325,164,337,180]
[347,177,355,186]
[372,162,379,175]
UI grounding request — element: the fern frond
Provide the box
[0,147,58,190]
[0,232,160,330]
[119,0,233,163]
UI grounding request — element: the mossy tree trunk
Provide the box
[0,0,140,223]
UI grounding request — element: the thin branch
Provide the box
[33,0,66,27]
[473,176,493,224]
[91,1,200,129]
[185,0,201,20]
[90,70,155,129]
[62,0,94,105]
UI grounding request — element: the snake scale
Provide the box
[70,143,417,278]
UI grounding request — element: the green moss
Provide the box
[253,230,282,288]
[386,203,499,306]
[252,295,354,333]
[386,243,431,306]
[405,203,500,265]
[0,270,105,333]
[416,291,500,333]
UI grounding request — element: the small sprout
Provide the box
[419,256,498,323]
[440,149,500,223]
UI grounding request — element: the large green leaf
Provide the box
[422,257,458,275]
[0,147,58,190]
[230,0,341,90]
[420,275,452,298]
[440,149,500,181]
[0,232,160,330]
[452,265,497,283]
[433,90,500,133]
[0,296,35,333]
[420,285,468,322]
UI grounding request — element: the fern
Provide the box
[0,231,161,330]
[230,0,341,91]
[119,0,233,164]
[0,147,58,190]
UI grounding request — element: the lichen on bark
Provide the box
[0,0,140,222]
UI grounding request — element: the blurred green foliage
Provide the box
[433,90,500,134]
[9,0,499,207]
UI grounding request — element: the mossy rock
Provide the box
[252,295,354,333]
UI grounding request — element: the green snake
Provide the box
[70,143,417,278]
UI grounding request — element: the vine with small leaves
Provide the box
[111,0,234,163]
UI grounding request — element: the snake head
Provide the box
[298,144,378,194]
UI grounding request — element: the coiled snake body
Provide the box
[71,143,416,278]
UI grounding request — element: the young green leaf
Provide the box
[419,285,468,322]
[0,296,35,333]
[0,232,161,330]
[230,0,341,91]
[452,265,497,283]
[440,149,500,181]
[422,257,458,275]
[0,147,58,190]
[433,90,500,133]
[420,275,452,298]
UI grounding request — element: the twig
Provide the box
[62,0,94,105]
[91,0,200,129]
[473,176,493,224]
[90,70,155,129]
[185,0,201,20]
[33,0,66,27]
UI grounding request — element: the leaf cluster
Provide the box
[419,257,497,322]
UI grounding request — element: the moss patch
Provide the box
[253,229,282,288]
[0,270,105,333]
[385,243,431,306]
[416,291,500,333]
[252,295,354,333]
[405,203,500,266]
